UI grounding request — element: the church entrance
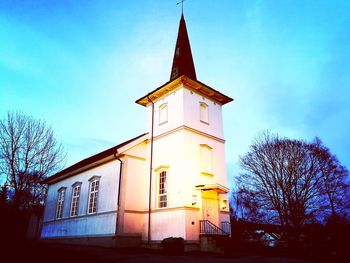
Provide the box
[201,190,219,226]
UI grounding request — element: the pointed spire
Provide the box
[170,14,197,81]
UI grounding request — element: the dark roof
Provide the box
[136,14,233,107]
[170,13,197,81]
[43,133,148,184]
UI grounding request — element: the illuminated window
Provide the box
[200,102,209,124]
[158,171,167,208]
[200,144,213,175]
[88,176,100,214]
[56,187,66,219]
[159,103,168,124]
[70,182,81,217]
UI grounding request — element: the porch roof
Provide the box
[195,183,229,194]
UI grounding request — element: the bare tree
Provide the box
[312,137,350,219]
[0,111,65,210]
[236,131,349,230]
[231,186,268,223]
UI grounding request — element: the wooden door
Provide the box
[201,190,219,226]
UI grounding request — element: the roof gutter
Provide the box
[113,151,123,238]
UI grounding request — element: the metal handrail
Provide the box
[200,220,229,236]
[221,221,231,237]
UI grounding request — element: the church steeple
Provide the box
[170,14,197,81]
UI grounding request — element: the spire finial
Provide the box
[169,8,197,81]
[177,0,185,14]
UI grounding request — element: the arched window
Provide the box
[88,176,101,214]
[56,187,66,219]
[70,182,82,217]
[159,103,168,124]
[200,144,213,175]
[158,170,168,208]
[200,102,209,124]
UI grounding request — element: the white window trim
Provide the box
[200,102,209,124]
[56,187,66,219]
[157,169,168,209]
[159,103,168,125]
[200,144,213,176]
[70,182,82,217]
[87,176,101,214]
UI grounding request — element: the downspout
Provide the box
[39,185,49,239]
[113,151,123,238]
[147,94,155,245]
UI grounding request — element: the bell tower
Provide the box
[136,13,233,242]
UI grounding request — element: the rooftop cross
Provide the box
[177,0,185,14]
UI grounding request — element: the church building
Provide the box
[41,13,233,251]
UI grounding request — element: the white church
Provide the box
[41,13,233,251]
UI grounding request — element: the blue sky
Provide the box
[1,0,349,187]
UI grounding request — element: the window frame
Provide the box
[87,176,101,215]
[70,182,82,217]
[159,103,168,125]
[55,187,66,219]
[157,169,168,209]
[200,144,213,176]
[199,102,209,124]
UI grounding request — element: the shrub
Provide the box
[161,237,184,255]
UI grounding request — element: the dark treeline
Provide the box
[231,131,350,261]
[0,111,65,241]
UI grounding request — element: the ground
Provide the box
[3,241,322,263]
